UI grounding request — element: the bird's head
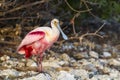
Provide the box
[51,18,68,40]
[51,18,59,27]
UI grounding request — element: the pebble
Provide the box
[26,59,37,67]
[110,69,120,78]
[58,61,69,66]
[18,62,25,67]
[102,67,110,74]
[0,69,19,77]
[73,52,89,59]
[21,73,51,80]
[42,61,61,68]
[89,51,99,58]
[60,53,71,61]
[2,60,14,68]
[57,71,76,80]
[0,55,10,61]
[108,59,120,66]
[84,64,97,72]
[70,69,88,80]
[103,52,112,58]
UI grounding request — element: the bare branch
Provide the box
[4,0,48,14]
[95,23,106,34]
[64,0,92,13]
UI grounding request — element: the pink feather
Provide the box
[17,28,45,55]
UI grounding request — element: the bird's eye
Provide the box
[54,21,57,24]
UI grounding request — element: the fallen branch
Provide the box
[0,41,17,45]
[79,23,106,43]
[0,16,41,21]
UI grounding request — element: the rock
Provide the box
[108,59,120,66]
[89,51,99,58]
[57,71,76,80]
[58,61,69,66]
[102,52,112,58]
[0,69,19,77]
[2,60,14,68]
[18,62,25,67]
[42,61,61,68]
[21,73,51,80]
[62,43,74,51]
[110,69,120,78]
[0,55,10,61]
[83,64,97,72]
[26,59,37,67]
[70,69,88,80]
[102,67,110,74]
[92,75,112,80]
[73,52,89,59]
[60,53,71,61]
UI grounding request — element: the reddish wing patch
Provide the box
[29,31,45,35]
[24,46,33,58]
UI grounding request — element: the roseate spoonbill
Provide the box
[17,19,68,72]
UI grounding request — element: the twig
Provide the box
[95,23,106,34]
[64,0,92,13]
[81,0,96,17]
[0,41,17,45]
[79,23,105,43]
[79,33,103,43]
[70,13,80,34]
[0,16,41,21]
[4,0,47,14]
[65,0,92,35]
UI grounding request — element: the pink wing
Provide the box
[17,28,45,54]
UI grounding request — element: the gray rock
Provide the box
[21,73,51,80]
[70,69,88,80]
[58,61,69,66]
[57,71,76,80]
[89,51,99,58]
[42,61,61,68]
[103,52,112,58]
[84,64,97,72]
[0,69,19,77]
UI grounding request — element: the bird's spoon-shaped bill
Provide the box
[57,24,68,40]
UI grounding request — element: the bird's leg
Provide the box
[37,53,43,72]
[36,53,51,76]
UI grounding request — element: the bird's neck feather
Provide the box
[51,27,60,41]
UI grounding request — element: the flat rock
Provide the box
[26,59,37,67]
[73,52,89,59]
[83,64,97,72]
[57,71,76,80]
[108,59,120,66]
[89,51,99,58]
[60,53,71,61]
[0,69,19,77]
[21,73,51,80]
[103,52,112,58]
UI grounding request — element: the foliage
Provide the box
[63,0,120,22]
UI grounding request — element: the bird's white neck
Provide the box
[51,26,60,41]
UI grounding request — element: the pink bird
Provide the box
[17,19,68,72]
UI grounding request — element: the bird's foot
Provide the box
[36,70,51,77]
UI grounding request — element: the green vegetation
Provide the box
[63,0,120,22]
